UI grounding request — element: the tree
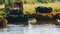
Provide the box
[0,0,5,5]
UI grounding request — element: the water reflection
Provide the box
[0,20,60,34]
[0,24,60,34]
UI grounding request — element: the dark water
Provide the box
[0,20,60,34]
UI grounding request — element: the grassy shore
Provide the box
[23,2,60,14]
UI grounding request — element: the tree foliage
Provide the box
[0,0,5,5]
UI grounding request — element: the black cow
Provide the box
[35,6,52,13]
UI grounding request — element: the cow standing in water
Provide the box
[35,6,59,24]
[5,0,28,24]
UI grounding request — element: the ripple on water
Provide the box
[0,24,60,34]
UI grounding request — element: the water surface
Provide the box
[0,24,60,34]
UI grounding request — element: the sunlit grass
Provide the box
[23,2,60,14]
[0,2,60,15]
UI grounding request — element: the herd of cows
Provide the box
[4,6,60,24]
[0,5,60,28]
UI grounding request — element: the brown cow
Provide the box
[0,17,8,28]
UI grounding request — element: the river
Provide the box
[0,20,60,34]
